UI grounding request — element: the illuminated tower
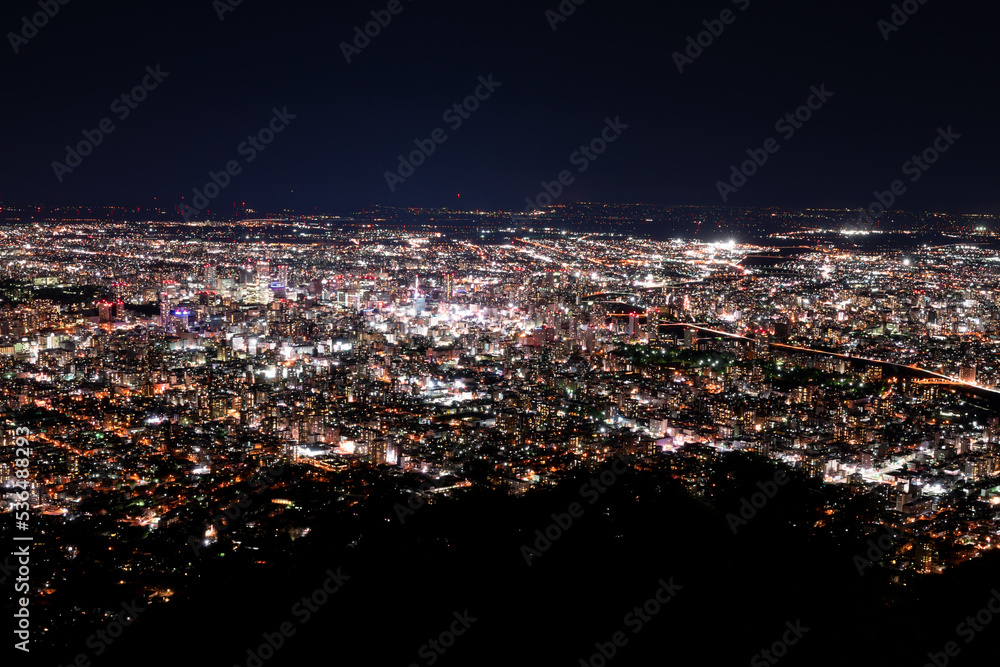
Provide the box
[591,301,608,328]
[646,307,661,342]
[683,328,697,350]
[412,276,425,315]
[98,300,113,324]
[259,275,274,304]
[284,439,299,465]
[159,291,170,327]
[256,260,271,281]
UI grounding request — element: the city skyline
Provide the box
[4,214,1000,667]
[6,1,1000,665]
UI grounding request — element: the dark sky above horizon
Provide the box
[1,0,998,217]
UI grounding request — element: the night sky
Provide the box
[2,0,998,216]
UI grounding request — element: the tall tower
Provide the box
[647,307,661,342]
[159,291,170,328]
[412,276,425,315]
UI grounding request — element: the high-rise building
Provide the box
[159,292,170,327]
[959,365,977,384]
[683,328,697,350]
[646,307,661,341]
[256,261,271,281]
[259,276,274,304]
[98,300,113,323]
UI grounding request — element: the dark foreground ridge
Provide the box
[25,455,1000,667]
